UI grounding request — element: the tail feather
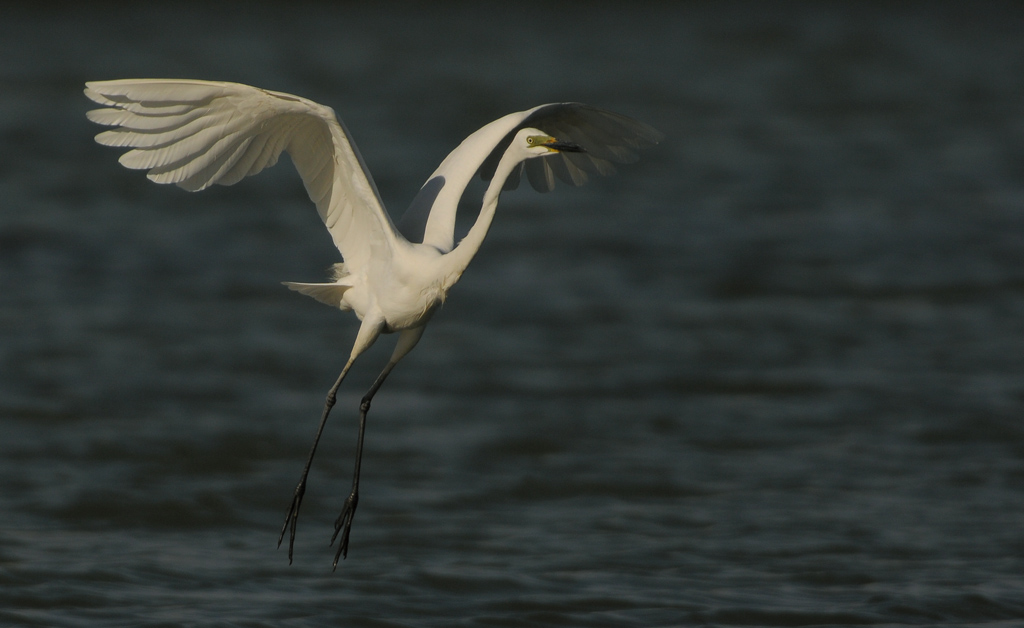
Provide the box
[283,282,352,309]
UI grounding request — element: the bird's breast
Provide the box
[374,277,445,333]
[366,245,451,333]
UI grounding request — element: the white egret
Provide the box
[84,79,662,568]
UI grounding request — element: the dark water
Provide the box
[3,3,1024,626]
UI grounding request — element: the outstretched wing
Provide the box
[480,103,664,192]
[398,103,662,252]
[85,79,403,273]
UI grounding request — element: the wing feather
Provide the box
[219,130,273,186]
[397,102,661,252]
[89,106,212,134]
[85,79,403,274]
[479,103,663,193]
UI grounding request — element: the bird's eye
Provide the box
[527,137,534,145]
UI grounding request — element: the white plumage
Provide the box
[85,78,662,568]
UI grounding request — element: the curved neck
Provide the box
[398,111,527,252]
[439,148,525,285]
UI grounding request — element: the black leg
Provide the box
[278,361,352,564]
[330,362,395,569]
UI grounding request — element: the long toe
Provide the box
[278,484,306,563]
[333,530,350,568]
[330,492,358,568]
[332,516,354,569]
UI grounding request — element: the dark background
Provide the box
[2,3,1023,626]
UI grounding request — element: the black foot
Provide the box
[330,490,359,569]
[278,481,306,564]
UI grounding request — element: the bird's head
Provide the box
[516,127,584,158]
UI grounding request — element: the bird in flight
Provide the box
[85,79,662,569]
